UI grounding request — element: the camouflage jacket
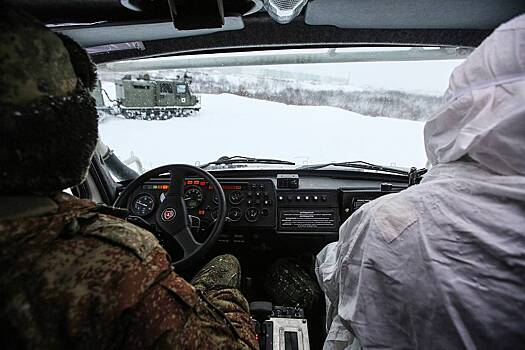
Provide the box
[0,193,256,350]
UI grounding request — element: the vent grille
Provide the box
[264,0,308,23]
[269,0,303,11]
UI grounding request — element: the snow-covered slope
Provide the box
[99,93,427,172]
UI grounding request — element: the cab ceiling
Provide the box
[9,0,524,29]
[305,0,525,29]
[6,0,524,62]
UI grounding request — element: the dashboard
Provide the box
[122,172,408,240]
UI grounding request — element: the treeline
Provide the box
[191,72,442,121]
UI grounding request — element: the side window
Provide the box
[160,83,174,94]
[176,84,187,94]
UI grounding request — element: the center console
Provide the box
[251,302,310,350]
[220,179,276,227]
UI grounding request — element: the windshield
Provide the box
[96,47,466,174]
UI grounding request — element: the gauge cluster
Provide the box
[127,178,277,230]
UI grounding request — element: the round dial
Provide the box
[229,190,243,205]
[245,207,259,222]
[184,186,203,209]
[228,207,243,222]
[131,193,155,216]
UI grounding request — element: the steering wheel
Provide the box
[114,164,227,269]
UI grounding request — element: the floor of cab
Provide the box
[201,232,332,349]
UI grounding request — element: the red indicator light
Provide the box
[187,180,193,185]
[200,181,206,186]
[198,210,205,215]
[162,185,169,190]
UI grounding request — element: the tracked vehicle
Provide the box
[115,74,201,120]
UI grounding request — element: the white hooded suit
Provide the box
[316,14,525,350]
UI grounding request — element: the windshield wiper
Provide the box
[297,160,407,173]
[299,161,428,185]
[200,155,295,169]
[299,160,426,177]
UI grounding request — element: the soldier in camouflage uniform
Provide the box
[0,7,257,350]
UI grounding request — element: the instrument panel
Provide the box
[124,174,407,236]
[127,178,277,230]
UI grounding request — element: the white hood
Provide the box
[424,14,525,175]
[316,14,525,350]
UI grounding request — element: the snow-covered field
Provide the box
[99,93,427,172]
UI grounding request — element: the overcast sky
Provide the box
[252,59,464,95]
[108,47,466,96]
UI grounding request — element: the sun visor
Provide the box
[53,17,244,47]
[305,0,525,29]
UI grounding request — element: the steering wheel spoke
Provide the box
[167,168,186,196]
[173,226,202,257]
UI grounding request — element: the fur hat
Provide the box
[0,7,99,195]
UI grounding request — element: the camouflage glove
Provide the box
[191,254,243,292]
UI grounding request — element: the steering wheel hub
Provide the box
[161,208,177,221]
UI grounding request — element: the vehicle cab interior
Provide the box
[3,1,525,349]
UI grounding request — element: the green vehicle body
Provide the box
[91,80,115,120]
[115,75,201,119]
[92,80,106,108]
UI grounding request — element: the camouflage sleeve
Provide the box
[32,213,255,349]
[27,213,177,348]
[204,287,259,349]
[124,277,257,350]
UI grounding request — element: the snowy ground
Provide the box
[99,93,427,172]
